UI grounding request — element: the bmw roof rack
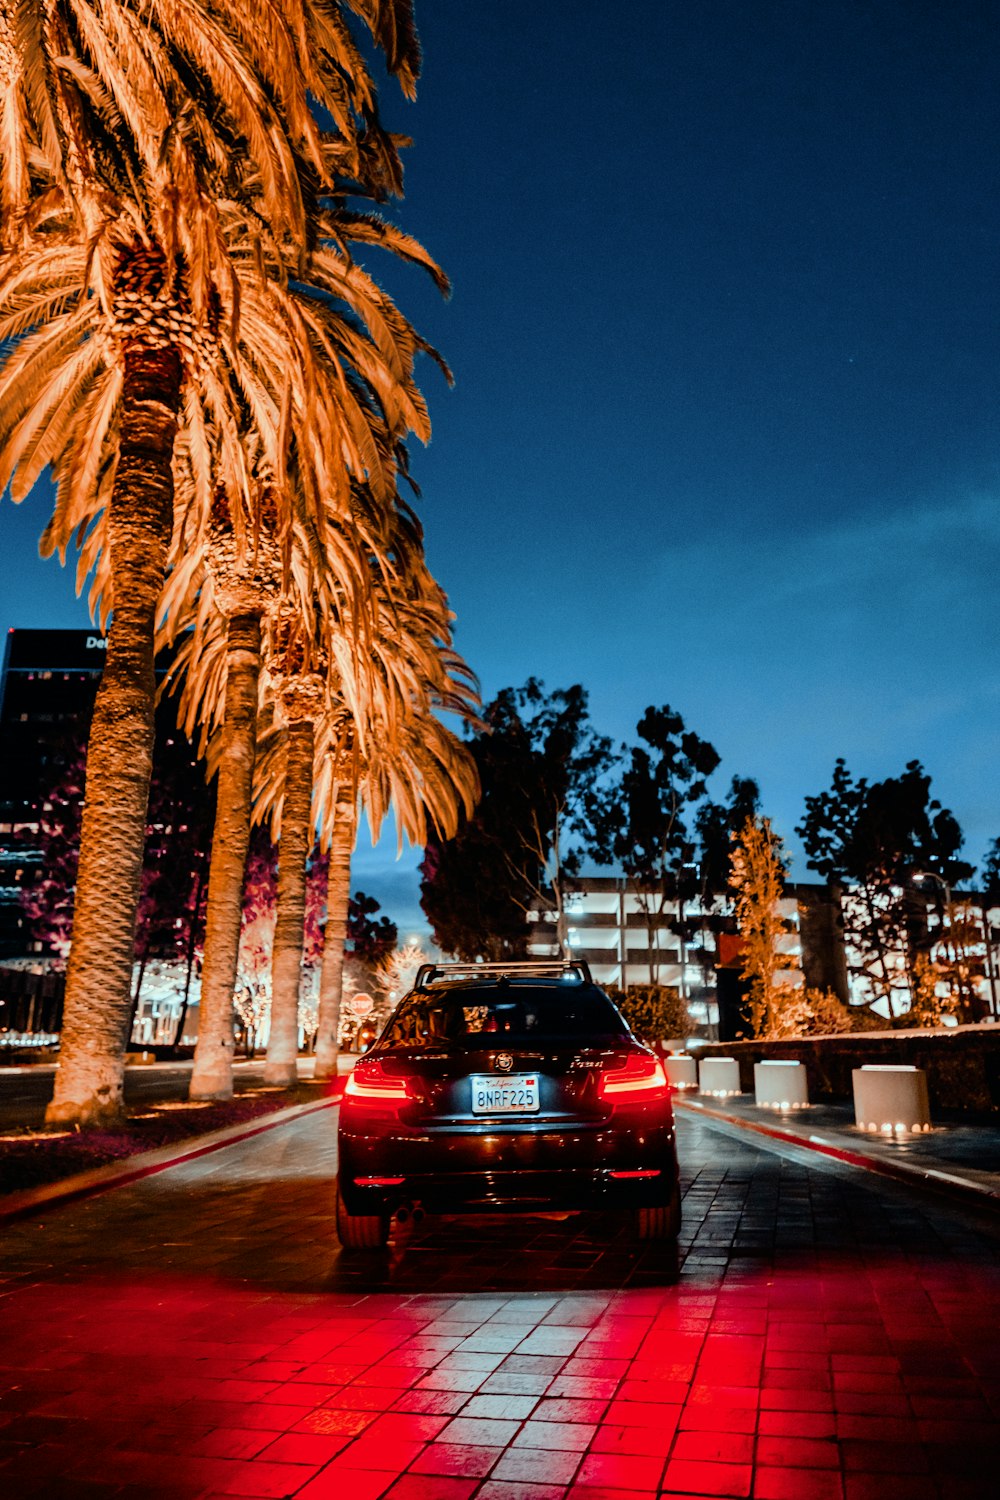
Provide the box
[414,959,593,988]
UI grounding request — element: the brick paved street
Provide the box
[1,1108,998,1499]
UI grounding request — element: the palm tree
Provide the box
[1,2,437,1123]
[253,570,480,1082]
[158,445,443,1098]
[315,781,360,1072]
[259,605,329,1085]
[158,460,286,1098]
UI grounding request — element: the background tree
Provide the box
[375,940,431,1009]
[982,839,1000,902]
[925,899,984,1025]
[315,786,358,1074]
[586,705,720,985]
[906,954,960,1029]
[234,831,277,1054]
[420,833,527,962]
[420,680,611,960]
[231,831,336,1055]
[692,774,761,999]
[728,814,798,1038]
[797,759,974,1018]
[695,777,762,896]
[347,893,399,989]
[502,681,614,955]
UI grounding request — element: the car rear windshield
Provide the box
[379,984,628,1050]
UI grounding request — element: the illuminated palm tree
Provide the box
[253,575,480,1083]
[157,458,436,1097]
[256,605,329,1085]
[310,695,480,1080]
[1,2,436,1123]
[156,457,287,1100]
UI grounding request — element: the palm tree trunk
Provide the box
[265,720,314,1086]
[189,613,261,1100]
[314,788,357,1080]
[46,345,181,1126]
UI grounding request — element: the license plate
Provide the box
[470,1074,540,1115]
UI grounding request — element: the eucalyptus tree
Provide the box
[586,706,721,987]
[797,759,973,1016]
[1,1,438,1123]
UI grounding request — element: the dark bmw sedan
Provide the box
[335,961,681,1253]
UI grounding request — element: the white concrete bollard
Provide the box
[699,1057,741,1097]
[664,1054,698,1090]
[754,1059,809,1109]
[852,1065,931,1135]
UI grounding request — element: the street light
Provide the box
[913,869,953,917]
[913,869,956,1016]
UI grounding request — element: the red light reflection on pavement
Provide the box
[1,1254,999,1499]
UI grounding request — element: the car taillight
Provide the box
[344,1061,410,1105]
[600,1054,670,1103]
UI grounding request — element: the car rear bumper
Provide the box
[338,1163,678,1215]
[337,1112,679,1216]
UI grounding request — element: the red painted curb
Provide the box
[0,1089,344,1225]
[675,1095,1000,1213]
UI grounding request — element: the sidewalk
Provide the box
[0,1093,341,1224]
[675,1090,1000,1210]
[0,1054,358,1220]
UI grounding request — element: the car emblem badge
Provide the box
[495,1052,514,1072]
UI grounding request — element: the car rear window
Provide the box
[379,984,628,1050]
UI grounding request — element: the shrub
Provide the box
[604,984,690,1044]
[894,955,960,1029]
[797,988,864,1036]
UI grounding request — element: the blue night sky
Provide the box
[2,1,999,937]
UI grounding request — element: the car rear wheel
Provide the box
[635,1181,681,1242]
[335,1181,389,1250]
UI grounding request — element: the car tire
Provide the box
[635,1181,681,1241]
[335,1181,389,1250]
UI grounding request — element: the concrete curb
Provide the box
[0,1090,342,1226]
[675,1095,1000,1214]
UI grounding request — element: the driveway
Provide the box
[0,1106,997,1498]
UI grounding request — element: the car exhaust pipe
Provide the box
[395,1204,410,1224]
[411,1204,425,1224]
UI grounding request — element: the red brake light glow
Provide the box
[344,1062,409,1103]
[600,1055,670,1103]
